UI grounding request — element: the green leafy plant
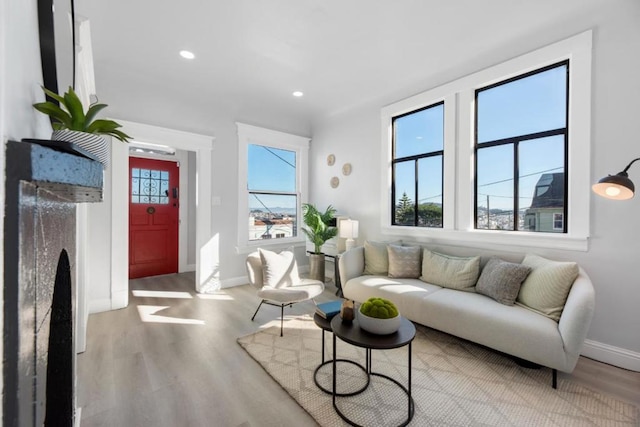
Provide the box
[359,297,399,319]
[301,203,337,253]
[33,86,131,142]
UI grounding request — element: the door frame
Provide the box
[113,120,214,305]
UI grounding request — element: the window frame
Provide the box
[473,60,569,233]
[391,101,445,228]
[380,30,592,251]
[236,123,310,253]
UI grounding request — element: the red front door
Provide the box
[129,157,179,279]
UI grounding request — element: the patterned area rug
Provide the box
[238,316,640,427]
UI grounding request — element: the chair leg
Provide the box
[251,300,265,321]
[552,369,558,389]
[280,304,284,337]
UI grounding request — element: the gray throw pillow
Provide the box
[387,244,421,278]
[476,258,531,305]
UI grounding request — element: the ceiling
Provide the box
[76,0,603,137]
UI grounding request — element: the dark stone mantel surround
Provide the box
[3,140,103,426]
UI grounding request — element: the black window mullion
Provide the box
[513,142,519,231]
[414,159,419,226]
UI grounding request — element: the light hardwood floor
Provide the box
[77,272,640,426]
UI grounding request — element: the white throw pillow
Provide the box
[516,254,578,321]
[420,249,480,291]
[258,248,300,288]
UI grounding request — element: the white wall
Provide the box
[309,4,640,370]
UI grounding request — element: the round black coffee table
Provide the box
[313,313,369,396]
[330,315,416,427]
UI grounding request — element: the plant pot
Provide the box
[357,309,401,335]
[52,129,110,167]
[308,253,325,282]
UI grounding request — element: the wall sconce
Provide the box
[339,219,359,251]
[592,157,640,200]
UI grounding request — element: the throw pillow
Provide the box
[258,248,300,288]
[363,240,390,275]
[387,245,421,278]
[420,249,480,291]
[476,257,531,305]
[516,254,579,321]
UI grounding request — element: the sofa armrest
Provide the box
[558,268,596,360]
[339,246,365,288]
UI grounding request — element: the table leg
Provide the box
[332,332,336,408]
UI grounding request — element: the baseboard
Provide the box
[88,298,112,314]
[582,339,640,372]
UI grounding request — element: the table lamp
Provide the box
[592,157,639,200]
[339,219,359,251]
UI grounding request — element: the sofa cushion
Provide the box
[387,244,421,278]
[258,248,300,288]
[516,254,579,321]
[363,240,390,275]
[420,249,480,291]
[475,257,531,305]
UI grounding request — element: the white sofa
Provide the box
[338,245,596,387]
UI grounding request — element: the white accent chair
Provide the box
[246,249,324,336]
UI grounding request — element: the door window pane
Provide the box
[131,168,170,204]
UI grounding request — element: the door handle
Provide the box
[172,187,178,199]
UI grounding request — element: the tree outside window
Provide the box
[392,102,444,227]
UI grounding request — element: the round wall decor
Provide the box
[342,163,352,176]
[330,176,340,188]
[327,154,336,166]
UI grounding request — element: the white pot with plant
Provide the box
[302,203,337,282]
[33,86,131,167]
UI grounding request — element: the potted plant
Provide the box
[33,86,131,166]
[302,203,337,282]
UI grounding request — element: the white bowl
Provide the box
[357,309,401,335]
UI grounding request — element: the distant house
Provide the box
[524,173,565,233]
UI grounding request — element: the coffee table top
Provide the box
[330,315,416,350]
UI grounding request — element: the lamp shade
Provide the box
[339,219,359,239]
[592,173,635,200]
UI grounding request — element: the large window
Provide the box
[392,102,444,227]
[237,123,309,251]
[247,144,297,240]
[475,62,568,233]
[381,31,592,251]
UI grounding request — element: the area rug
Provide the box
[238,316,640,426]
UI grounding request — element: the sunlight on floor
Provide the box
[132,290,193,299]
[137,305,205,325]
[196,292,234,301]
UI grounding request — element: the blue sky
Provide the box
[394,64,567,211]
[248,144,297,211]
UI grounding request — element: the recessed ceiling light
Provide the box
[292,91,304,97]
[180,50,195,59]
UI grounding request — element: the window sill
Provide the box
[235,238,307,255]
[381,226,589,252]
